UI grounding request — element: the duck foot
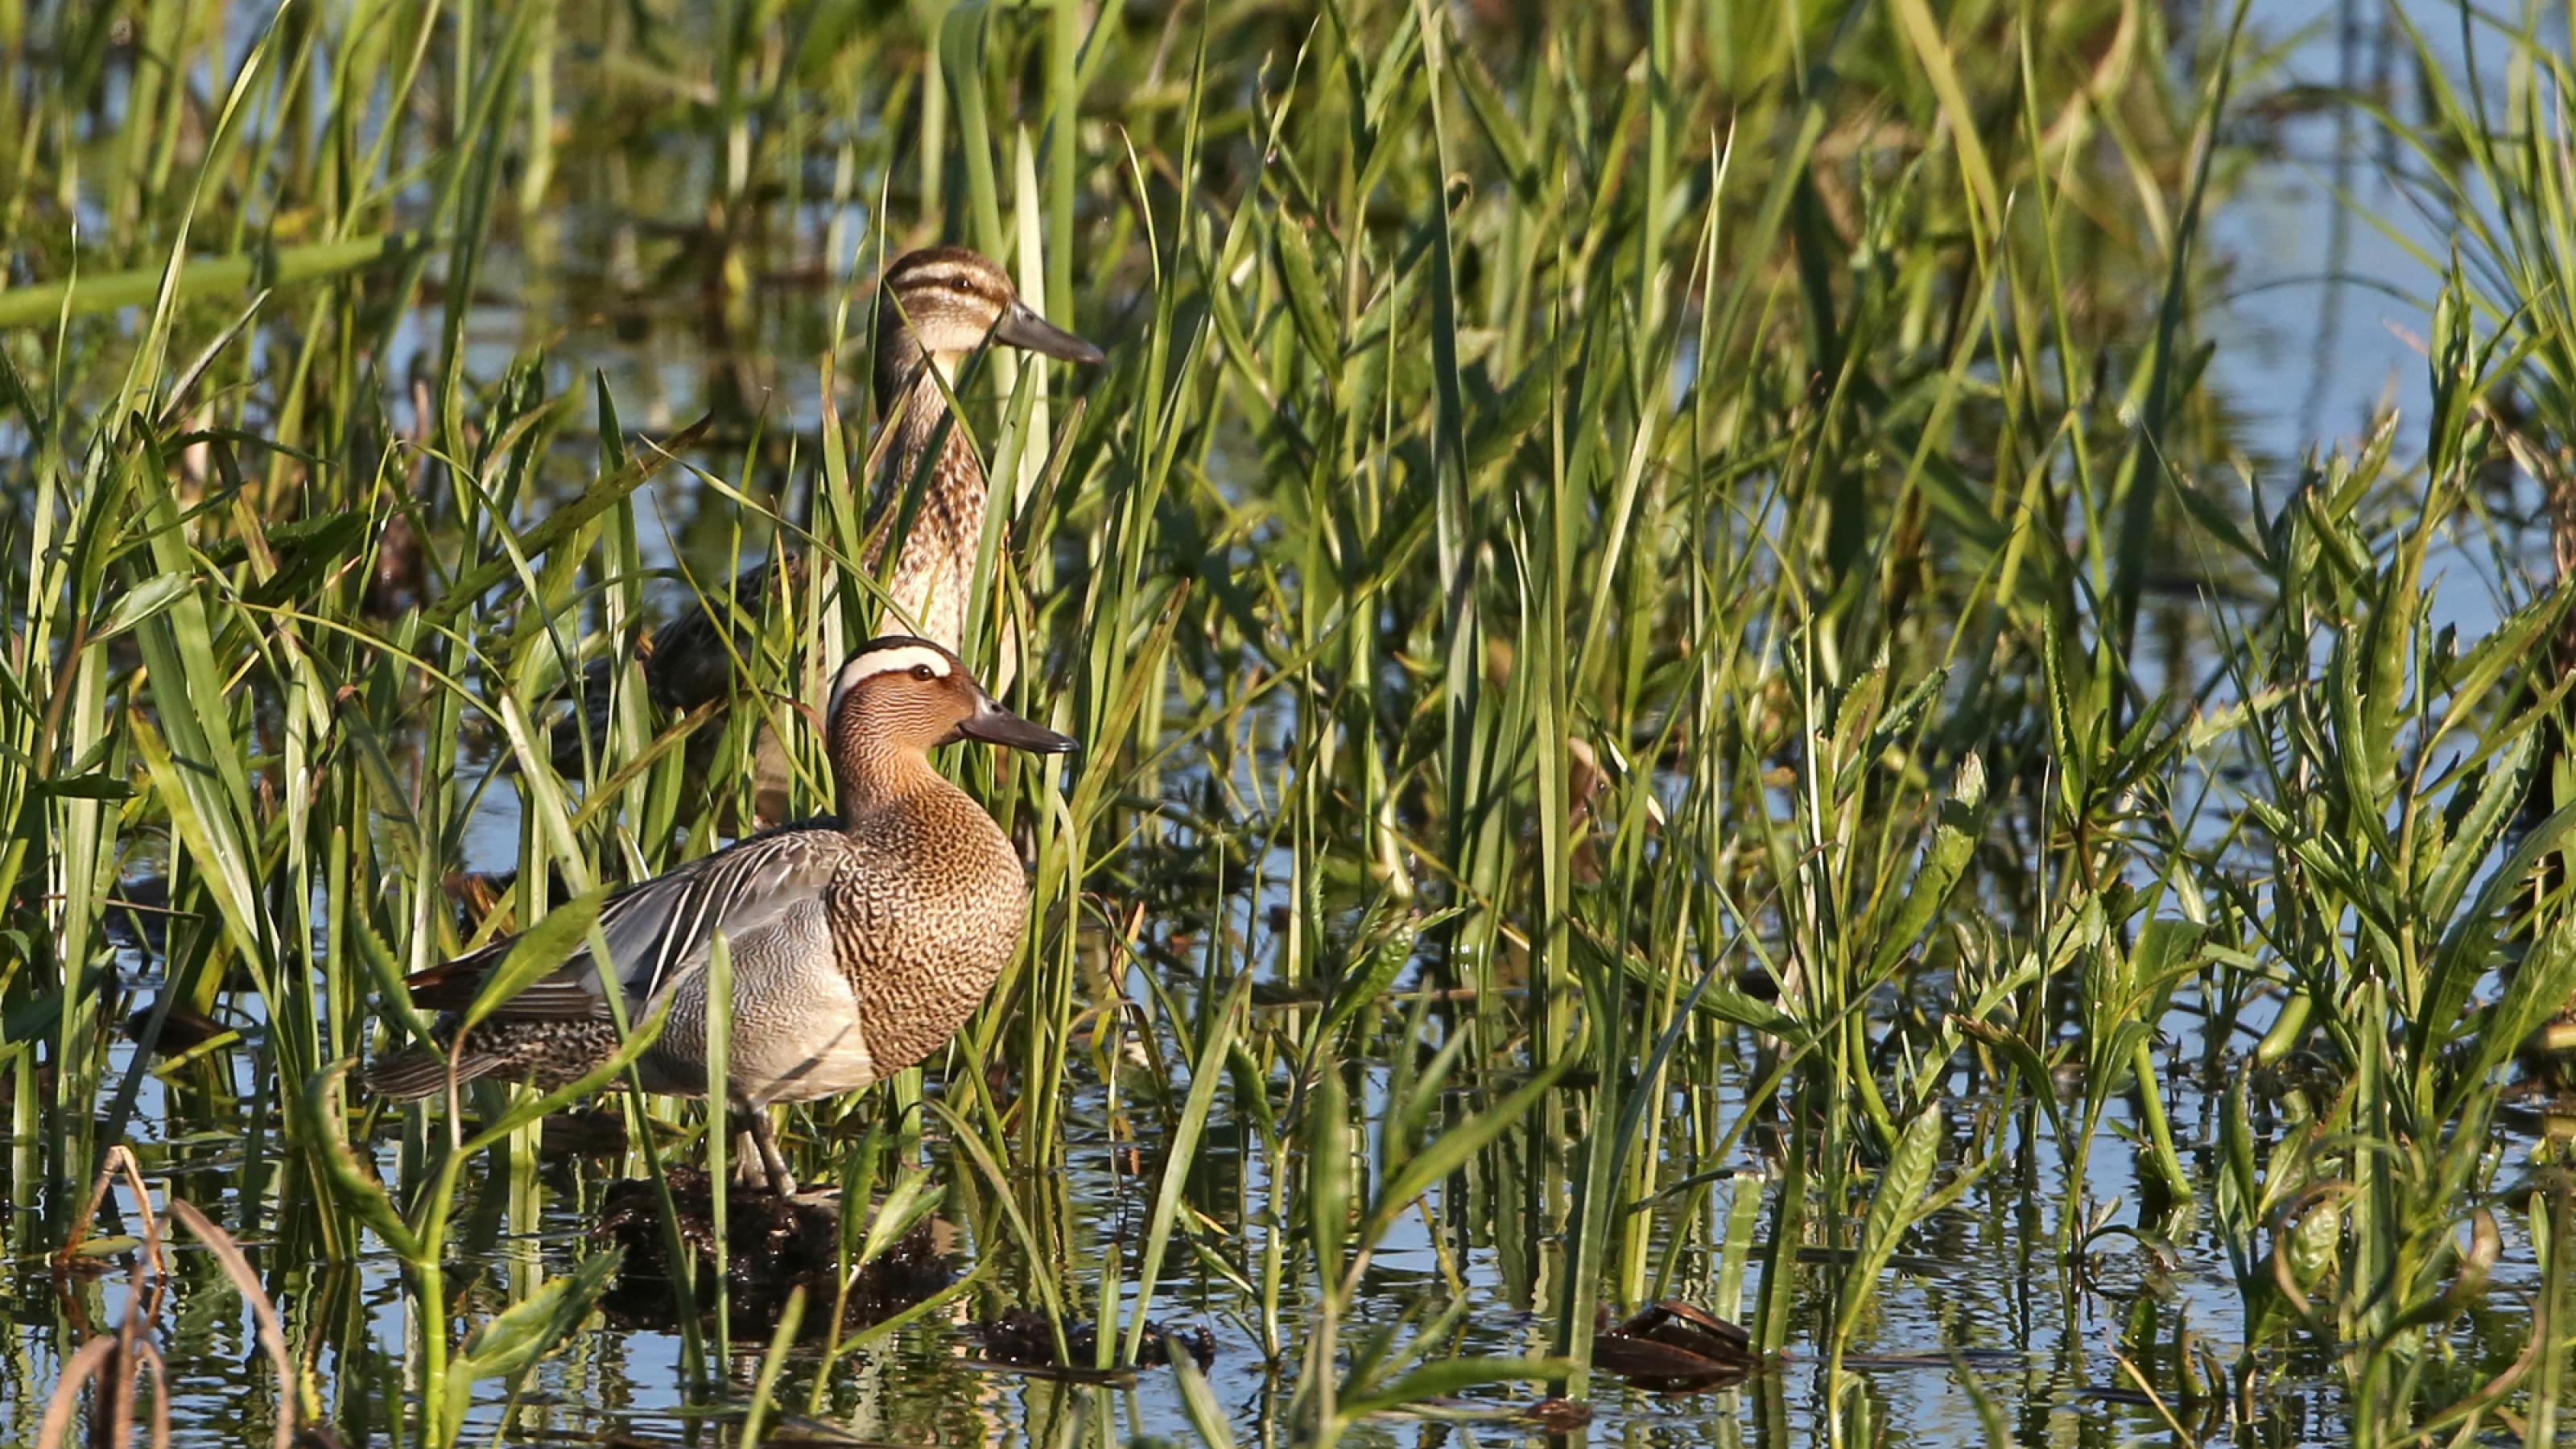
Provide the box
[731,1113,796,1196]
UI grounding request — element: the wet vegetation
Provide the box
[5,0,2576,1443]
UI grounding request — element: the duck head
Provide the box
[873,246,1104,405]
[824,636,1078,782]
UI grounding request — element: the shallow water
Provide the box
[7,1025,2243,1445]
[12,943,2549,1445]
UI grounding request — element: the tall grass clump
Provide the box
[3,0,2576,1444]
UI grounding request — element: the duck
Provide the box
[553,246,1102,783]
[372,635,1078,1195]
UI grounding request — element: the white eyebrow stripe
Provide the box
[827,645,952,720]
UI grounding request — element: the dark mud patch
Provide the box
[974,1307,1216,1378]
[1591,1302,1768,1391]
[592,1167,952,1331]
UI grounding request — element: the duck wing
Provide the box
[642,553,813,712]
[407,820,852,1022]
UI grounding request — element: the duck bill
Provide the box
[991,303,1106,366]
[956,700,1079,755]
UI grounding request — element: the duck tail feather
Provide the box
[361,1044,505,1101]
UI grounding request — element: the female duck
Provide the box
[555,247,1096,783]
[375,636,1075,1194]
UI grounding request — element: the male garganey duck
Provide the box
[374,636,1077,1195]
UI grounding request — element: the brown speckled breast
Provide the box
[829,783,1028,1074]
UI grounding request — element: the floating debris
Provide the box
[122,1002,234,1056]
[975,1306,1216,1377]
[592,1167,952,1331]
[1521,1396,1594,1431]
[1590,1301,1767,1390]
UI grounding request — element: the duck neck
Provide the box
[865,339,988,650]
[869,340,986,537]
[831,737,949,828]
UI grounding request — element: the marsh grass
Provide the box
[4,0,2576,1443]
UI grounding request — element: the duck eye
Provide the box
[911,663,938,681]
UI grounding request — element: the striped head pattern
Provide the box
[824,636,1077,758]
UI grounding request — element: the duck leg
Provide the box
[735,1108,797,1195]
